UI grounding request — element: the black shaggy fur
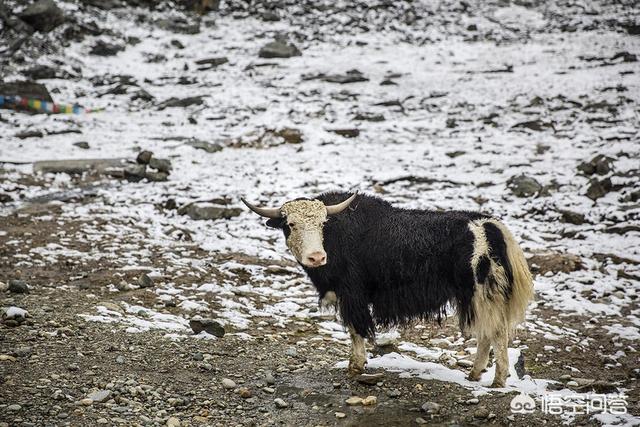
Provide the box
[267,192,511,339]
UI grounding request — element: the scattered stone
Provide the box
[116,355,125,364]
[157,17,200,34]
[416,417,428,424]
[87,389,111,403]
[259,40,302,58]
[195,57,229,69]
[386,389,402,398]
[511,119,555,132]
[346,396,363,406]
[180,203,241,221]
[33,158,129,175]
[8,280,29,294]
[157,96,206,110]
[0,81,54,112]
[73,141,90,149]
[221,378,236,389]
[362,396,377,406]
[238,387,252,398]
[328,128,360,138]
[457,359,474,368]
[474,406,490,418]
[559,209,586,225]
[166,416,181,427]
[7,404,21,411]
[90,40,125,56]
[19,0,65,32]
[465,398,480,405]
[136,150,153,164]
[274,398,288,408]
[586,177,613,201]
[137,273,154,288]
[356,373,384,385]
[148,157,172,173]
[507,174,542,197]
[185,139,223,153]
[80,398,93,406]
[335,412,346,419]
[421,402,441,413]
[190,318,225,337]
[353,112,385,122]
[324,69,368,84]
[527,252,584,275]
[265,372,276,385]
[578,154,615,176]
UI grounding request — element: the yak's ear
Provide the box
[266,218,284,228]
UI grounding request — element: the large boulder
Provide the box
[19,0,65,32]
[0,81,53,102]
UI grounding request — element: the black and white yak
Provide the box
[242,192,534,387]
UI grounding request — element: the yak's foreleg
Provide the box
[319,290,338,311]
[348,326,366,375]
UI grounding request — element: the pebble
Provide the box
[7,404,21,411]
[166,417,180,427]
[265,372,276,385]
[138,273,154,288]
[221,378,236,389]
[96,418,108,424]
[346,396,363,406]
[116,355,125,364]
[80,398,93,406]
[567,380,579,387]
[274,398,288,408]
[87,389,111,403]
[335,412,346,419]
[238,387,252,398]
[465,398,480,405]
[362,396,377,406]
[416,418,427,425]
[263,387,275,393]
[356,372,384,385]
[456,359,474,367]
[474,406,490,418]
[387,389,401,398]
[422,401,441,413]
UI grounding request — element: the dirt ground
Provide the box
[1,189,638,426]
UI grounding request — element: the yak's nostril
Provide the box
[306,252,327,265]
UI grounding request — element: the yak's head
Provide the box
[241,193,357,268]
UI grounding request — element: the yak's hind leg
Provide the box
[348,326,366,375]
[491,327,509,388]
[468,335,491,381]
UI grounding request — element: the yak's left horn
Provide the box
[241,198,282,219]
[325,192,357,215]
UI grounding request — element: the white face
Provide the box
[281,200,328,268]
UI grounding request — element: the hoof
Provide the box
[348,363,365,377]
[467,371,482,382]
[490,380,506,388]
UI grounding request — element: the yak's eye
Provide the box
[288,222,295,228]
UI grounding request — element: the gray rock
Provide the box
[559,210,586,225]
[179,203,242,221]
[148,157,172,173]
[0,81,53,112]
[19,0,64,32]
[422,402,441,413]
[195,57,229,69]
[90,40,125,56]
[189,318,225,337]
[8,280,29,294]
[157,96,205,110]
[136,150,153,164]
[7,404,21,411]
[156,18,200,34]
[87,389,111,403]
[586,177,612,200]
[145,171,170,182]
[324,70,368,84]
[73,141,90,149]
[465,398,480,405]
[259,41,302,58]
[474,406,490,418]
[185,140,223,153]
[578,154,614,176]
[274,398,288,408]
[116,355,125,364]
[33,158,129,175]
[356,373,384,385]
[507,174,542,197]
[221,378,236,389]
[265,372,276,385]
[137,274,154,288]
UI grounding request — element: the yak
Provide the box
[241,191,534,387]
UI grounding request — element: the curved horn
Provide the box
[241,198,282,219]
[325,192,357,215]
